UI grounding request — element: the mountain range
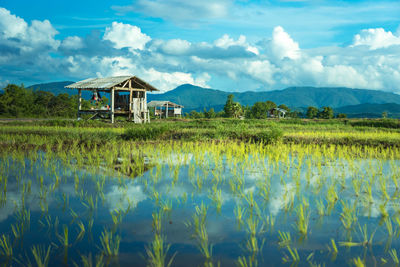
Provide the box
[25,81,400,117]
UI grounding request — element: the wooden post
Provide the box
[129,89,132,120]
[166,102,168,118]
[77,89,82,120]
[128,80,132,121]
[111,88,115,123]
[144,90,147,123]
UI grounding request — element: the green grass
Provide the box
[1,118,400,147]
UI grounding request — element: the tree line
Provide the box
[0,84,91,118]
[0,84,346,119]
[188,94,346,119]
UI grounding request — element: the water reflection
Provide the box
[0,150,400,266]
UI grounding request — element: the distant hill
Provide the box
[20,82,400,117]
[335,103,400,118]
[27,81,93,99]
[148,84,400,111]
[28,81,75,95]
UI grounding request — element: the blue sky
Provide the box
[0,0,399,92]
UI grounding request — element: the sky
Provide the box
[0,0,399,93]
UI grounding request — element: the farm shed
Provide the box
[147,101,184,118]
[268,108,287,118]
[66,76,159,123]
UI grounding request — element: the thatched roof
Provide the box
[65,76,158,91]
[147,101,184,108]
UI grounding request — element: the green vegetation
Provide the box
[0,84,87,118]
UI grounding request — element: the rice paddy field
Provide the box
[1,119,400,266]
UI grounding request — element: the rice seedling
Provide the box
[75,221,86,243]
[339,224,375,248]
[74,253,104,267]
[99,229,120,257]
[209,185,222,213]
[188,203,213,260]
[277,231,291,249]
[57,224,69,247]
[294,199,310,236]
[31,245,52,267]
[145,233,176,267]
[0,234,12,259]
[152,210,163,235]
[340,200,357,230]
[282,245,300,263]
[352,257,365,267]
[389,249,399,265]
[326,238,338,261]
[234,204,246,227]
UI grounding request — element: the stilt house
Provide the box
[66,76,159,123]
[147,101,184,118]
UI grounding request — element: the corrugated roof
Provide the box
[148,101,184,108]
[65,76,158,91]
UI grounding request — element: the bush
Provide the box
[123,125,169,140]
[350,119,400,129]
[255,126,283,144]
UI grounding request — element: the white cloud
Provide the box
[0,7,27,39]
[268,26,300,61]
[215,34,259,55]
[103,22,151,51]
[161,39,191,55]
[2,7,400,95]
[142,68,210,91]
[0,7,59,52]
[61,36,84,50]
[113,0,231,24]
[352,28,400,50]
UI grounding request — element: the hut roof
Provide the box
[272,108,287,114]
[147,101,184,108]
[65,76,159,91]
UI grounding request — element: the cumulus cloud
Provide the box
[160,39,191,55]
[352,28,400,50]
[268,26,300,61]
[215,34,259,55]
[103,22,151,51]
[61,36,84,50]
[0,7,59,53]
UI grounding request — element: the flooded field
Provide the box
[1,142,400,266]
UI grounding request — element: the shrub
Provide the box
[123,125,169,140]
[255,126,283,144]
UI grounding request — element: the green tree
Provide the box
[250,102,268,119]
[223,94,243,118]
[223,94,235,117]
[265,101,277,110]
[382,111,388,118]
[0,84,34,117]
[306,106,318,119]
[204,108,216,118]
[231,102,243,118]
[278,104,290,112]
[336,113,347,118]
[318,106,334,119]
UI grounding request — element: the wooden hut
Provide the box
[267,107,287,118]
[66,76,159,123]
[147,101,184,118]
